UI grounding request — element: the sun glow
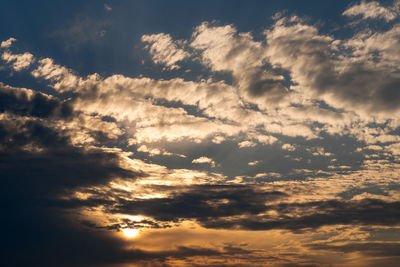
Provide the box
[122,228,140,238]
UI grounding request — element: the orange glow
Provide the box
[122,228,140,238]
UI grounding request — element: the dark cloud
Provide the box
[0,90,146,266]
[104,186,400,232]
[0,83,73,119]
[267,21,400,112]
[3,212,248,267]
[1,83,250,266]
[111,185,287,221]
[0,119,138,195]
[241,69,288,103]
[202,198,400,231]
[309,242,400,257]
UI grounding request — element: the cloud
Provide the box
[248,160,260,166]
[238,140,256,148]
[110,185,287,221]
[309,242,400,257]
[192,156,216,167]
[0,83,166,266]
[343,0,399,22]
[1,51,34,71]
[201,198,400,231]
[72,179,400,233]
[104,3,112,12]
[0,37,17,48]
[265,17,400,113]
[191,22,288,105]
[31,58,86,92]
[3,2,400,264]
[0,83,73,119]
[142,33,189,70]
[137,144,186,157]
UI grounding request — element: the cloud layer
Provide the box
[1,1,400,266]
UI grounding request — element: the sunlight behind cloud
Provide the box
[122,228,140,238]
[2,0,400,266]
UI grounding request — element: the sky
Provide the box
[1,0,400,266]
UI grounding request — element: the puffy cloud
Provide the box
[238,140,256,148]
[142,33,189,70]
[265,17,400,113]
[192,156,215,167]
[0,37,16,48]
[191,22,288,105]
[343,0,399,22]
[1,51,34,71]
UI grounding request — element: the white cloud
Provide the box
[343,0,399,22]
[0,37,17,48]
[1,51,34,71]
[137,144,186,158]
[248,160,260,166]
[31,58,83,92]
[192,156,215,167]
[142,33,189,70]
[191,22,288,105]
[238,140,256,148]
[282,143,295,151]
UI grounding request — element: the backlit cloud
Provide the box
[2,1,400,265]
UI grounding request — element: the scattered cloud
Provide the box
[343,0,399,22]
[1,51,34,71]
[142,33,189,70]
[2,3,400,265]
[0,37,16,48]
[192,156,216,167]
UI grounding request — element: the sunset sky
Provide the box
[1,1,400,266]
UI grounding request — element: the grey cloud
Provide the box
[309,242,400,257]
[0,83,73,119]
[0,89,149,266]
[201,198,400,231]
[266,19,400,113]
[190,23,289,105]
[101,185,400,232]
[111,185,287,221]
